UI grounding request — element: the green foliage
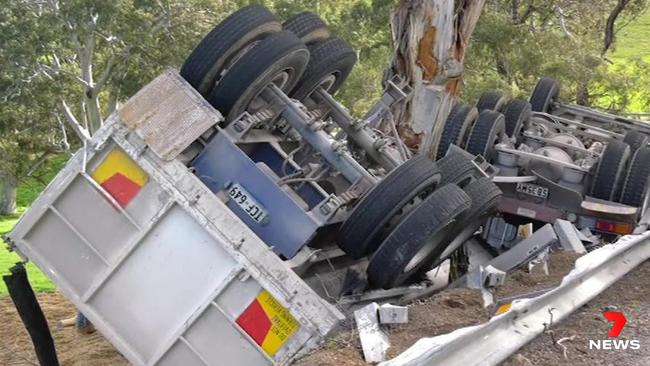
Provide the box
[612,10,650,62]
[463,0,650,112]
[260,0,394,115]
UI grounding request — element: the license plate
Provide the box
[227,183,269,224]
[516,183,549,200]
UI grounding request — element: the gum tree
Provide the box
[0,0,224,214]
[385,0,486,158]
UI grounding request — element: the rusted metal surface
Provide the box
[118,70,224,161]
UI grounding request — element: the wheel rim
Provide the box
[302,72,340,101]
[318,73,337,92]
[642,178,650,217]
[435,222,481,264]
[247,70,292,113]
[402,221,456,275]
[486,132,503,161]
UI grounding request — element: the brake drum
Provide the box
[531,146,574,181]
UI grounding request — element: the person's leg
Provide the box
[75,311,95,334]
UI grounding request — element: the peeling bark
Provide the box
[386,0,485,159]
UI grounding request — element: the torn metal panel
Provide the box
[450,225,557,290]
[340,285,426,307]
[553,219,587,254]
[379,304,409,325]
[488,224,557,272]
[465,239,495,272]
[466,265,506,289]
[527,248,550,275]
[355,303,390,363]
[118,70,223,161]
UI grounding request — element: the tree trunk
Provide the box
[576,79,590,106]
[386,0,485,159]
[0,174,18,216]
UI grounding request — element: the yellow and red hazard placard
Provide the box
[92,149,148,207]
[236,290,301,357]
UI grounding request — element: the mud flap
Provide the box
[3,263,59,366]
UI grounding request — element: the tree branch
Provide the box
[603,0,631,55]
[55,114,71,151]
[58,100,91,142]
[94,57,116,92]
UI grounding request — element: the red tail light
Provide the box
[595,220,632,235]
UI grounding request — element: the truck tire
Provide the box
[429,178,502,269]
[436,104,478,160]
[180,5,282,95]
[367,184,471,289]
[466,110,506,162]
[530,77,560,113]
[283,12,331,45]
[477,91,507,112]
[503,99,531,138]
[438,149,478,187]
[619,147,650,208]
[623,130,649,152]
[591,140,631,201]
[338,155,442,259]
[290,37,357,100]
[207,31,309,121]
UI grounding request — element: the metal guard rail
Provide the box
[382,230,650,366]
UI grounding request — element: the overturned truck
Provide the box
[4,5,650,366]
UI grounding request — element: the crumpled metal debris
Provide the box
[528,247,550,275]
[553,219,587,254]
[355,303,390,363]
[466,265,506,289]
[379,304,409,324]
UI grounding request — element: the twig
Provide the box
[556,335,576,359]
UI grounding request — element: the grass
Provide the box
[0,155,68,296]
[611,9,650,62]
[0,209,56,295]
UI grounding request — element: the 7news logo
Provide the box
[589,311,641,350]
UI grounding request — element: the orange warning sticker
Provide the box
[496,303,512,315]
[236,290,301,357]
[92,149,148,207]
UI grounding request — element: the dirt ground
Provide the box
[0,250,593,366]
[0,292,128,366]
[294,288,490,366]
[503,259,650,366]
[294,250,580,366]
[494,251,580,301]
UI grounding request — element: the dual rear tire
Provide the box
[181,8,356,121]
